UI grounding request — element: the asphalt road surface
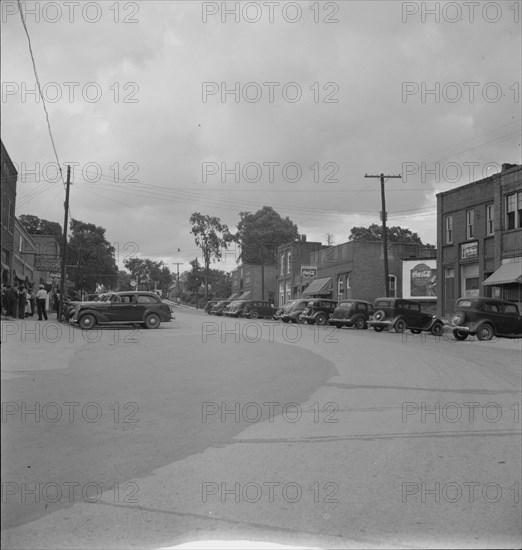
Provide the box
[1,309,521,549]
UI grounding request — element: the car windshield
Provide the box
[338,302,353,309]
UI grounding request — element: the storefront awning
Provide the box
[302,277,332,296]
[238,290,251,300]
[482,263,522,286]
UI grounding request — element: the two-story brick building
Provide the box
[276,236,324,306]
[304,240,436,305]
[436,163,522,316]
[230,263,277,303]
[1,140,17,285]
[12,218,37,287]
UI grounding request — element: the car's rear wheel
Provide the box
[282,318,289,323]
[453,329,468,341]
[355,317,365,330]
[315,314,327,325]
[296,315,305,324]
[144,313,161,329]
[249,310,259,319]
[477,323,494,341]
[373,325,384,332]
[395,319,407,333]
[79,313,96,330]
[431,322,444,337]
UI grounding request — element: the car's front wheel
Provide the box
[78,313,96,330]
[477,323,494,341]
[453,329,468,341]
[249,310,259,319]
[395,319,407,333]
[355,317,365,330]
[144,313,161,329]
[315,314,327,325]
[431,322,444,337]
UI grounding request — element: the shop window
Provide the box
[466,210,474,239]
[388,275,397,297]
[445,215,453,244]
[486,204,494,236]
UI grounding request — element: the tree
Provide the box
[189,212,235,302]
[66,219,118,292]
[348,224,435,249]
[123,258,173,292]
[236,206,299,265]
[19,214,61,235]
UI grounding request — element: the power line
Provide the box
[16,0,64,187]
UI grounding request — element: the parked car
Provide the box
[224,300,275,319]
[450,297,522,341]
[281,299,309,323]
[210,300,231,316]
[300,299,338,325]
[204,300,218,314]
[272,304,285,321]
[70,291,172,330]
[329,299,374,329]
[368,297,444,336]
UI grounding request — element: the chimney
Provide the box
[301,234,307,242]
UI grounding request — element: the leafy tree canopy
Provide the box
[66,219,118,292]
[19,214,61,235]
[123,257,173,292]
[348,224,434,248]
[236,206,299,264]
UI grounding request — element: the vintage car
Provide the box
[450,297,522,341]
[210,300,231,316]
[204,300,218,314]
[328,299,374,329]
[281,299,309,323]
[300,299,338,325]
[368,297,444,336]
[70,291,172,329]
[224,300,275,319]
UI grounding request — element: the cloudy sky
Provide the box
[2,0,521,274]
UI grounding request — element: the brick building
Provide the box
[230,264,277,303]
[276,236,324,306]
[304,240,435,305]
[436,163,522,316]
[1,140,17,285]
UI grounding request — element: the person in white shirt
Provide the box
[36,284,48,320]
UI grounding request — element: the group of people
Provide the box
[1,283,50,320]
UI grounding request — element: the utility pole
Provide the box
[364,172,401,297]
[59,165,71,323]
[172,262,182,302]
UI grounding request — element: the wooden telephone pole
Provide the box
[364,172,401,297]
[59,166,71,322]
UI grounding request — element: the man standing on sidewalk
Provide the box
[36,284,48,321]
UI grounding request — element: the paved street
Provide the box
[1,309,521,549]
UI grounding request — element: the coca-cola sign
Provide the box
[402,259,437,300]
[301,266,317,278]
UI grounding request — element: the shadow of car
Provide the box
[368,297,444,336]
[449,297,522,341]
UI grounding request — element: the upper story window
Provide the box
[280,254,285,276]
[338,275,344,297]
[346,272,352,289]
[486,204,494,236]
[286,251,291,274]
[505,191,522,230]
[466,210,474,239]
[445,215,453,244]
